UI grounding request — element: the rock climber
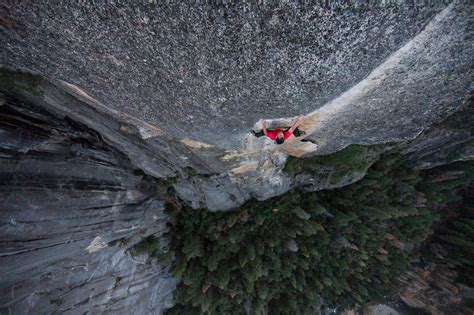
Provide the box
[251,115,306,145]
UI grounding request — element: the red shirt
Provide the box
[266,129,292,140]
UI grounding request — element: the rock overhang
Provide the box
[0,1,455,149]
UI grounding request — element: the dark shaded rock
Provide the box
[285,144,384,191]
[403,97,474,170]
[173,173,249,212]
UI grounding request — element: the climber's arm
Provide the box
[260,119,268,136]
[288,115,304,134]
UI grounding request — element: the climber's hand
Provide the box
[289,115,305,134]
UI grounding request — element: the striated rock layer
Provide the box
[0,91,177,314]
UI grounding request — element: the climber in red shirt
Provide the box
[251,115,305,145]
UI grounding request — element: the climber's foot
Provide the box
[301,138,316,144]
[251,129,265,138]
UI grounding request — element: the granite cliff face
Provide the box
[0,89,178,314]
[1,1,473,314]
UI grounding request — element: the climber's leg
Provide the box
[292,127,305,137]
[251,129,265,137]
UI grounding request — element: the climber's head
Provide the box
[275,130,285,145]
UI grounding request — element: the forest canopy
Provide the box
[164,149,474,314]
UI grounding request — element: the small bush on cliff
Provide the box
[129,235,159,258]
[165,152,473,314]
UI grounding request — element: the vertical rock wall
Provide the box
[0,92,177,314]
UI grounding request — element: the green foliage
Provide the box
[166,153,473,314]
[129,235,159,258]
[184,166,198,177]
[50,298,63,306]
[285,144,384,185]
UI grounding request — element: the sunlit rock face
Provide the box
[1,1,459,148]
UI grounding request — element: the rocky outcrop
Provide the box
[398,264,474,315]
[1,2,473,205]
[0,68,250,211]
[1,63,472,315]
[302,2,473,155]
[402,97,474,170]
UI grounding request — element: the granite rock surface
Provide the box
[1,1,455,148]
[0,91,177,314]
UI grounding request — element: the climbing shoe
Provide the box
[251,129,265,137]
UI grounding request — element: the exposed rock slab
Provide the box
[303,2,473,155]
[1,2,472,204]
[402,97,474,170]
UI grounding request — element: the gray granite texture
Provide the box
[0,1,453,148]
[1,69,472,315]
[304,1,473,155]
[0,91,177,314]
